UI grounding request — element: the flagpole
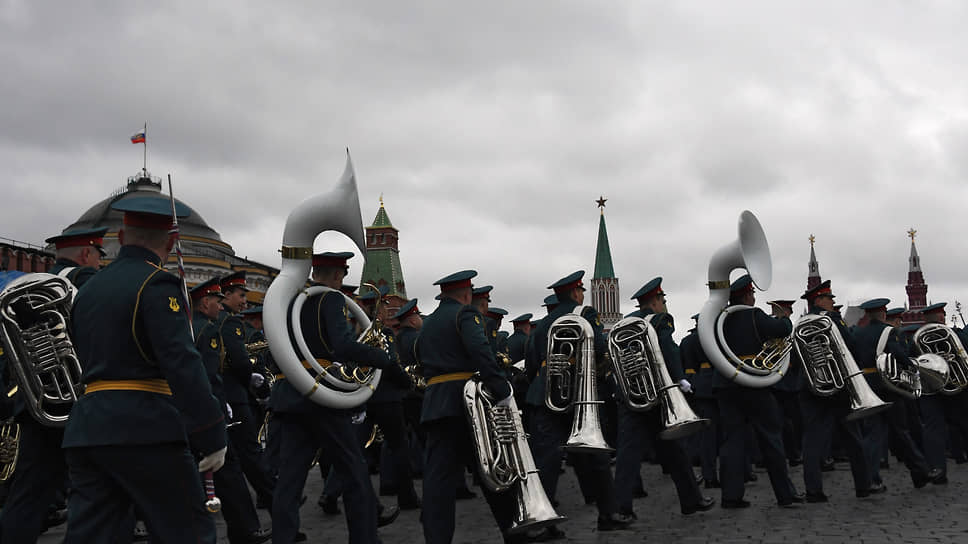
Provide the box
[143,121,148,177]
[167,173,192,338]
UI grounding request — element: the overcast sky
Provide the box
[4,1,968,337]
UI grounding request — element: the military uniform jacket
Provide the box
[217,309,251,405]
[63,245,225,456]
[680,329,715,398]
[712,306,792,390]
[270,289,393,415]
[507,330,529,364]
[50,258,98,288]
[853,319,909,371]
[416,297,510,423]
[193,311,225,409]
[369,326,407,404]
[627,309,685,382]
[525,299,606,407]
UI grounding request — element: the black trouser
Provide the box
[799,391,871,495]
[214,441,261,542]
[692,397,720,482]
[273,409,379,544]
[0,418,67,543]
[64,443,215,544]
[613,404,702,513]
[528,406,618,517]
[715,387,795,504]
[368,401,419,503]
[773,389,803,462]
[919,395,947,476]
[861,381,931,486]
[421,416,515,544]
[227,401,275,504]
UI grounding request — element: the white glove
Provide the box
[198,446,227,473]
[679,379,693,394]
[351,410,367,424]
[226,403,233,420]
[495,393,514,407]
[250,373,265,388]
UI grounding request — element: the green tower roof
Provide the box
[369,200,394,228]
[592,211,615,279]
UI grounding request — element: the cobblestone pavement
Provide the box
[36,456,968,543]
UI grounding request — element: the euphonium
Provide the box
[545,313,612,452]
[913,323,968,395]
[263,152,382,409]
[0,273,84,427]
[793,314,891,420]
[463,374,565,534]
[697,211,791,388]
[874,327,946,399]
[608,316,709,439]
[0,417,19,483]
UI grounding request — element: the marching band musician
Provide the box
[271,251,410,543]
[62,198,227,543]
[916,302,968,485]
[853,298,941,489]
[485,307,510,362]
[241,306,272,416]
[471,285,493,316]
[391,299,427,484]
[190,279,271,543]
[768,299,804,469]
[714,275,801,508]
[364,295,422,511]
[797,281,879,503]
[525,270,631,538]
[614,278,714,520]
[0,227,105,543]
[507,313,533,364]
[681,313,722,489]
[415,270,520,544]
[217,271,276,510]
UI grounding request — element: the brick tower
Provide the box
[806,234,821,292]
[902,228,928,327]
[359,197,408,314]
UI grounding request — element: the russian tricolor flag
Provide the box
[130,129,146,144]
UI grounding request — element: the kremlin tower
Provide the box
[590,196,621,332]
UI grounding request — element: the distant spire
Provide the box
[908,227,920,272]
[371,197,393,228]
[592,199,614,279]
[806,234,821,291]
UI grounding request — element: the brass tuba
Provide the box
[0,273,84,427]
[875,327,947,399]
[0,417,19,482]
[608,316,709,439]
[464,375,565,534]
[545,313,612,452]
[697,211,791,388]
[793,314,891,420]
[913,323,968,395]
[262,151,382,409]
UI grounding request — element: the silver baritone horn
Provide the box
[793,314,891,420]
[875,327,946,399]
[608,316,709,439]
[913,323,968,395]
[262,151,382,410]
[0,273,84,427]
[697,211,791,388]
[464,375,565,535]
[545,312,612,453]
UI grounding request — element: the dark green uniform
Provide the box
[63,245,226,544]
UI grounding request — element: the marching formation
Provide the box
[1,162,967,544]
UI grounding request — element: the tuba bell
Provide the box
[697,211,791,388]
[912,323,968,395]
[262,151,382,409]
[608,316,709,439]
[0,272,84,427]
[464,374,565,534]
[545,312,612,453]
[793,314,891,420]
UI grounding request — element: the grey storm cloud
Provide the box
[4,0,968,333]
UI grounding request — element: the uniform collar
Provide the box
[54,257,82,268]
[118,244,163,266]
